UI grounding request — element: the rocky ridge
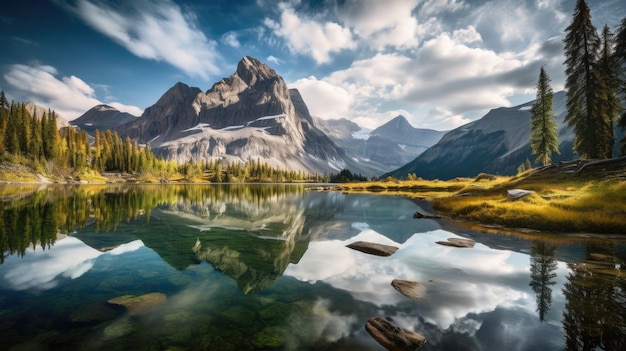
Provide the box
[115,56,371,175]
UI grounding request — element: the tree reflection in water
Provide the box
[562,242,626,350]
[529,240,558,322]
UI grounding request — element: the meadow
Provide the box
[337,159,626,235]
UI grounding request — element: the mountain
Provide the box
[116,56,375,175]
[313,115,445,173]
[24,101,70,129]
[387,91,581,179]
[71,104,137,134]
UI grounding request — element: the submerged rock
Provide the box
[365,317,426,351]
[346,241,399,257]
[391,279,426,299]
[435,238,475,248]
[107,292,166,315]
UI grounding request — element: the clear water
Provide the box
[0,184,624,350]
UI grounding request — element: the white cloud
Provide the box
[419,0,467,16]
[290,28,538,129]
[452,25,482,45]
[266,55,284,65]
[422,107,471,130]
[3,63,143,119]
[221,32,241,48]
[290,76,353,118]
[337,0,423,49]
[58,0,221,79]
[264,5,355,64]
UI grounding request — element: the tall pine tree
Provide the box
[597,25,622,157]
[531,67,559,166]
[616,17,626,156]
[563,0,611,159]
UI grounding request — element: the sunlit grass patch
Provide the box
[77,169,108,182]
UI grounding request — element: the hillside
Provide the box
[387,92,578,179]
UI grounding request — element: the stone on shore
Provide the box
[436,238,475,248]
[507,189,535,201]
[107,292,166,315]
[391,279,426,299]
[365,317,426,351]
[346,241,399,257]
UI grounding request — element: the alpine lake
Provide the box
[1,184,624,351]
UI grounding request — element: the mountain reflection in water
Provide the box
[0,184,624,350]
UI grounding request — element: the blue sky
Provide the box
[1,0,624,130]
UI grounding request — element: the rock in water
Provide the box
[391,279,426,299]
[435,237,475,248]
[365,317,426,351]
[346,241,399,257]
[107,292,166,315]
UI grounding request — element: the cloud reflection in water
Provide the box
[1,237,144,291]
[285,226,569,335]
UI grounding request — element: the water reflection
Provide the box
[529,241,558,322]
[0,184,625,350]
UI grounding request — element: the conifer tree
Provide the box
[616,17,626,155]
[596,24,622,157]
[563,0,609,159]
[531,67,560,166]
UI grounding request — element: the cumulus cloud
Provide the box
[266,55,284,65]
[290,76,353,118]
[221,32,241,48]
[264,4,355,64]
[56,0,221,79]
[336,0,423,49]
[3,63,143,119]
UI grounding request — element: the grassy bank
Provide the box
[337,159,626,234]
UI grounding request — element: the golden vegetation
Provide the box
[338,161,626,234]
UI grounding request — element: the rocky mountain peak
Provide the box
[92,104,117,112]
[156,82,202,106]
[374,115,412,134]
[235,56,277,86]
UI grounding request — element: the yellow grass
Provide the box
[337,169,626,234]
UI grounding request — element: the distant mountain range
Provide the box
[71,104,137,135]
[65,56,624,179]
[313,115,445,173]
[387,92,574,179]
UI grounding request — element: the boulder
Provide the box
[507,189,535,201]
[391,279,426,299]
[107,292,166,315]
[346,241,399,257]
[436,237,475,248]
[365,317,426,351]
[412,211,441,219]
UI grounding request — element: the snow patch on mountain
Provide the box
[351,128,372,140]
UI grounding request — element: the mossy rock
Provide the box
[107,292,166,315]
[251,327,285,349]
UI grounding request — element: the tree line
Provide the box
[0,92,320,182]
[530,0,626,166]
